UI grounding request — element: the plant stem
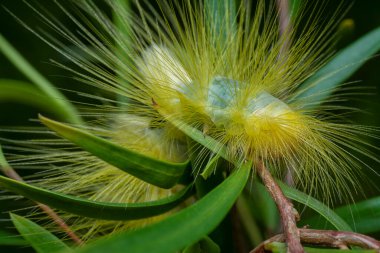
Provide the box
[276,0,292,54]
[250,229,380,252]
[256,160,304,253]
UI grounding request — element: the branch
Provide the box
[250,229,380,253]
[276,0,291,37]
[256,160,304,253]
[276,0,292,54]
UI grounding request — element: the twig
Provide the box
[2,166,83,245]
[276,0,292,55]
[256,160,304,253]
[250,229,380,253]
[276,0,291,37]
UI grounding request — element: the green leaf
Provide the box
[236,195,263,246]
[0,144,10,169]
[0,176,193,220]
[0,34,83,125]
[304,196,380,234]
[183,237,220,253]
[247,181,279,234]
[39,115,189,189]
[200,155,219,180]
[170,120,228,161]
[0,79,73,121]
[204,0,236,46]
[0,229,28,246]
[277,181,352,231]
[289,0,301,19]
[10,213,71,253]
[335,196,380,233]
[293,27,380,109]
[71,163,251,253]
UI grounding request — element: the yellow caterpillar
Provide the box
[4,0,377,241]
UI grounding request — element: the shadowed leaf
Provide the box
[303,196,380,234]
[0,79,72,121]
[0,176,193,220]
[277,181,352,231]
[11,214,71,253]
[40,115,189,189]
[0,229,28,246]
[293,27,380,109]
[0,34,82,124]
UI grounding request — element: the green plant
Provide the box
[0,1,380,252]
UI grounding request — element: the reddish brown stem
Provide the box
[250,229,380,253]
[256,161,304,253]
[276,0,291,37]
[3,167,83,245]
[300,229,380,250]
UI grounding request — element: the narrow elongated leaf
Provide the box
[0,144,10,168]
[0,79,71,121]
[304,196,380,234]
[0,230,28,246]
[39,115,189,189]
[243,182,279,240]
[0,176,193,220]
[0,34,82,125]
[277,181,352,231]
[293,27,380,109]
[72,163,251,253]
[183,237,220,253]
[334,196,380,233]
[289,0,301,19]
[201,155,220,179]
[10,214,71,253]
[170,120,228,161]
[204,0,236,46]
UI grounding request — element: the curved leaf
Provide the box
[0,176,193,220]
[289,0,301,19]
[205,0,236,45]
[39,115,189,189]
[0,34,82,125]
[183,237,220,253]
[0,144,10,169]
[277,181,352,231]
[11,213,71,253]
[0,79,72,121]
[201,155,220,180]
[293,27,380,109]
[304,196,380,234]
[72,163,251,253]
[334,196,380,233]
[170,120,228,161]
